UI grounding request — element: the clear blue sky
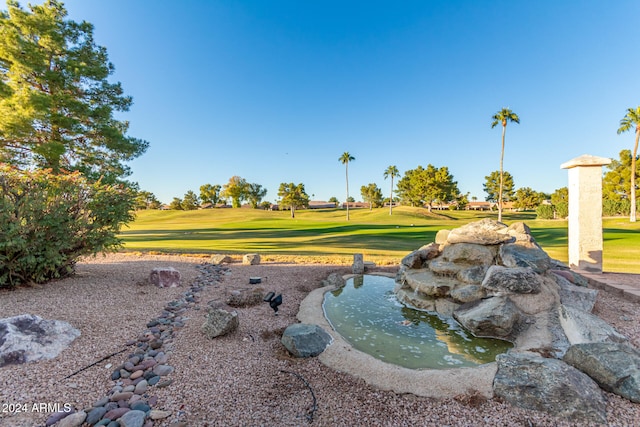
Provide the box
[37,1,640,203]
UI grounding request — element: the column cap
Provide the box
[561,154,612,169]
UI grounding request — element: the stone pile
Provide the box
[47,263,228,427]
[395,219,640,424]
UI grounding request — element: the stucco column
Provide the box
[560,155,611,273]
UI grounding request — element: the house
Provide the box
[467,201,492,211]
[308,201,336,209]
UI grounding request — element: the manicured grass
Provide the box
[119,207,640,273]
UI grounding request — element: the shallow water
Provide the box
[322,275,513,369]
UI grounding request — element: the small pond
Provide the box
[322,275,513,369]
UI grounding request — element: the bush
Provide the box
[536,204,555,219]
[554,202,568,219]
[0,165,135,289]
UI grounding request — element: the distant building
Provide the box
[308,201,336,209]
[467,201,492,211]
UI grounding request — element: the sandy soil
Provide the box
[1,253,639,427]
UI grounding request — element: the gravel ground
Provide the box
[1,253,639,427]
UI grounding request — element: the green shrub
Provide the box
[0,165,135,289]
[554,202,568,219]
[536,204,555,219]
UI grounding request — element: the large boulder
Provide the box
[563,342,640,403]
[558,305,627,345]
[453,296,520,338]
[554,274,598,313]
[201,308,239,339]
[446,219,514,245]
[242,253,261,265]
[281,323,332,358]
[149,267,181,287]
[400,269,458,297]
[450,285,485,303]
[210,254,232,265]
[225,288,264,307]
[482,265,543,295]
[456,265,488,284]
[499,243,551,274]
[441,243,497,265]
[0,314,80,367]
[493,352,607,425]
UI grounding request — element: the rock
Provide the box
[134,379,148,394]
[434,229,450,244]
[57,411,86,427]
[242,253,260,265]
[499,243,551,273]
[86,407,108,425]
[434,298,460,316]
[110,391,133,402]
[149,410,172,420]
[363,261,376,271]
[493,352,607,424]
[352,253,364,274]
[152,364,174,376]
[563,342,640,403]
[201,308,239,338]
[401,243,440,268]
[281,323,333,357]
[427,259,465,276]
[482,266,543,295]
[104,407,130,421]
[395,288,436,311]
[554,274,598,312]
[0,314,80,366]
[450,285,485,303]
[453,296,521,338]
[225,288,264,307]
[321,273,346,288]
[558,305,627,345]
[210,254,232,264]
[446,219,514,245]
[400,269,458,297]
[441,243,497,265]
[456,265,488,284]
[550,269,589,287]
[149,267,181,288]
[45,411,73,426]
[118,410,147,427]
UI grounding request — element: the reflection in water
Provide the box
[323,275,513,369]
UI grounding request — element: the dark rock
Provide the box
[86,406,108,425]
[45,410,74,426]
[564,342,640,403]
[493,352,607,424]
[281,323,332,358]
[104,407,130,420]
[118,409,147,427]
[482,265,543,294]
[130,402,151,412]
[147,375,160,385]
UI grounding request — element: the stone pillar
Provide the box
[560,155,611,273]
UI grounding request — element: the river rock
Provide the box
[86,407,108,425]
[202,307,239,338]
[57,411,86,427]
[493,352,607,424]
[118,409,146,427]
[0,314,80,366]
[453,296,520,338]
[563,342,640,403]
[482,266,543,294]
[281,323,332,358]
[558,305,627,345]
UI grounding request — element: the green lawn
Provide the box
[119,207,640,273]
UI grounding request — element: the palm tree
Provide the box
[617,107,640,222]
[491,107,520,222]
[383,165,400,215]
[339,152,355,220]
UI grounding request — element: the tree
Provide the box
[617,107,640,222]
[221,176,248,208]
[491,108,520,222]
[199,184,222,206]
[360,183,383,210]
[603,150,640,201]
[135,190,160,210]
[277,182,309,218]
[246,182,267,208]
[181,190,200,210]
[0,1,148,181]
[169,197,183,210]
[328,196,339,207]
[484,170,515,205]
[396,164,459,212]
[383,165,400,215]
[339,152,355,220]
[513,187,545,210]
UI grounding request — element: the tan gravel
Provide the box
[1,253,639,427]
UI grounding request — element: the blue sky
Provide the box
[36,1,640,203]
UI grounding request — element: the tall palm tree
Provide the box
[339,152,355,220]
[617,107,640,222]
[491,107,520,222]
[383,165,400,215]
